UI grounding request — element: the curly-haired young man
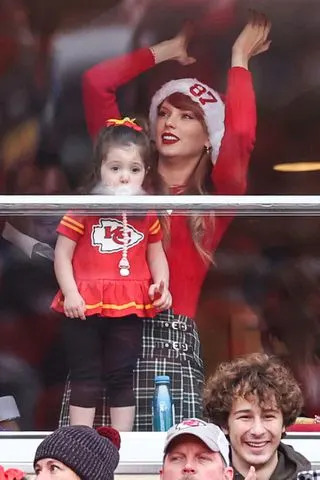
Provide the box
[204,353,311,480]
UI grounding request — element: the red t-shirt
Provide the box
[51,212,162,318]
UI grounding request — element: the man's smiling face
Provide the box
[226,394,285,473]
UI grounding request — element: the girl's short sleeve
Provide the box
[147,214,162,243]
[57,212,85,242]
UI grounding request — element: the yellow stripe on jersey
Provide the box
[63,215,84,229]
[86,301,154,311]
[60,220,84,235]
[149,224,161,235]
[58,300,154,311]
[149,219,160,234]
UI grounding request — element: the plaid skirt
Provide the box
[59,309,204,430]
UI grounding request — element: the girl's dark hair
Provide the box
[84,122,153,192]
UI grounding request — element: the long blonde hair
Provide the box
[147,92,216,264]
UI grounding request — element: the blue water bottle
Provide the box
[152,375,173,431]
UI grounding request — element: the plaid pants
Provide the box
[59,309,204,430]
[298,472,320,480]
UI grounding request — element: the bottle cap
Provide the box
[155,375,170,384]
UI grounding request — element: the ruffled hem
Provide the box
[51,279,156,318]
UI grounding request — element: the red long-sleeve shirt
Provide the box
[82,48,256,319]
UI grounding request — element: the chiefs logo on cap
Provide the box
[176,419,207,430]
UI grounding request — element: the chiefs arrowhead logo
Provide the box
[91,218,144,253]
[176,419,207,430]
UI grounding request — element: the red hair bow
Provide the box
[0,466,25,480]
[105,117,142,132]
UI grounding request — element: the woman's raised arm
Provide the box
[83,48,154,138]
[83,26,195,138]
[213,12,271,195]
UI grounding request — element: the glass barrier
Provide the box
[0,203,319,431]
[1,202,320,475]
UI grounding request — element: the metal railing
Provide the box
[0,195,320,215]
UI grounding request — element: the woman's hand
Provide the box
[63,290,86,320]
[149,280,172,311]
[150,23,196,66]
[232,11,271,69]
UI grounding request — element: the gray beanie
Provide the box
[34,426,120,480]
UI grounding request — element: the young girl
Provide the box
[51,118,171,431]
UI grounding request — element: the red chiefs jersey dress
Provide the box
[51,212,162,318]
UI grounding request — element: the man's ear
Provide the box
[224,466,234,480]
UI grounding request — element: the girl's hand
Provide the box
[149,280,172,311]
[63,291,86,320]
[231,11,271,69]
[151,23,196,66]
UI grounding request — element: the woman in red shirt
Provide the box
[60,12,271,430]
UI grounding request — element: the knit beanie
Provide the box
[34,426,120,480]
[149,78,225,165]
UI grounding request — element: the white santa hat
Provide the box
[149,78,225,165]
